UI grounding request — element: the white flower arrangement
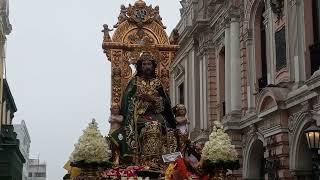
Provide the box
[201,121,238,162]
[70,119,111,163]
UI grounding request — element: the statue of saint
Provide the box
[109,52,176,164]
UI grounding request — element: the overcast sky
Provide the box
[7,0,180,179]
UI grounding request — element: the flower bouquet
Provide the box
[70,119,112,179]
[200,121,240,178]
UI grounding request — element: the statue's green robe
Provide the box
[110,76,176,159]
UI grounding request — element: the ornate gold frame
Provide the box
[102,0,179,107]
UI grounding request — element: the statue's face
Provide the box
[111,107,120,114]
[141,60,154,77]
[177,108,186,116]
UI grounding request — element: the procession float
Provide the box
[63,1,239,179]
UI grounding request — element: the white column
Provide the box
[183,58,188,111]
[199,56,204,129]
[246,29,255,111]
[296,0,306,82]
[203,54,208,129]
[200,54,208,129]
[230,17,242,112]
[263,9,272,84]
[6,109,10,125]
[264,1,276,84]
[224,22,231,115]
[189,49,196,130]
[286,0,306,83]
[2,101,6,125]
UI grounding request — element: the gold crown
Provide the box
[138,52,156,63]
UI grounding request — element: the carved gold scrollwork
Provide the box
[103,0,179,108]
[111,50,123,106]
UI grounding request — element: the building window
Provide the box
[310,0,320,74]
[222,101,226,116]
[275,27,287,71]
[28,173,32,177]
[178,83,184,104]
[35,172,46,177]
[255,4,268,91]
[313,0,320,42]
[218,49,226,117]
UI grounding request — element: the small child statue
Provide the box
[102,24,113,42]
[173,104,189,135]
[108,103,123,166]
[173,104,190,152]
[108,104,123,135]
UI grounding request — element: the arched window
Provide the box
[312,0,320,42]
[178,82,184,104]
[310,0,320,74]
[254,3,267,92]
[218,49,226,117]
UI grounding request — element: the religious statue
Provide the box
[108,104,123,134]
[108,104,123,165]
[109,52,177,165]
[102,24,113,42]
[114,4,128,28]
[170,28,179,45]
[173,104,189,134]
[173,104,189,151]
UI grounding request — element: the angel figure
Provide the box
[114,4,128,28]
[102,24,113,42]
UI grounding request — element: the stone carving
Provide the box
[288,111,309,135]
[170,29,179,45]
[179,0,188,16]
[270,0,284,19]
[242,124,257,151]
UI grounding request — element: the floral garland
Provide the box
[70,119,111,166]
[201,121,239,171]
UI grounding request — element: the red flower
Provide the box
[175,157,189,179]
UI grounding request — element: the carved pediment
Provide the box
[114,0,166,29]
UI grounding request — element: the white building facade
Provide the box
[13,120,31,180]
[28,159,47,180]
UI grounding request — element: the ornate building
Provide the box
[172,0,320,179]
[0,0,25,179]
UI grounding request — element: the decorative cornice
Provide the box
[245,29,253,41]
[229,5,241,22]
[0,0,11,35]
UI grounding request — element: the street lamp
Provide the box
[304,125,320,180]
